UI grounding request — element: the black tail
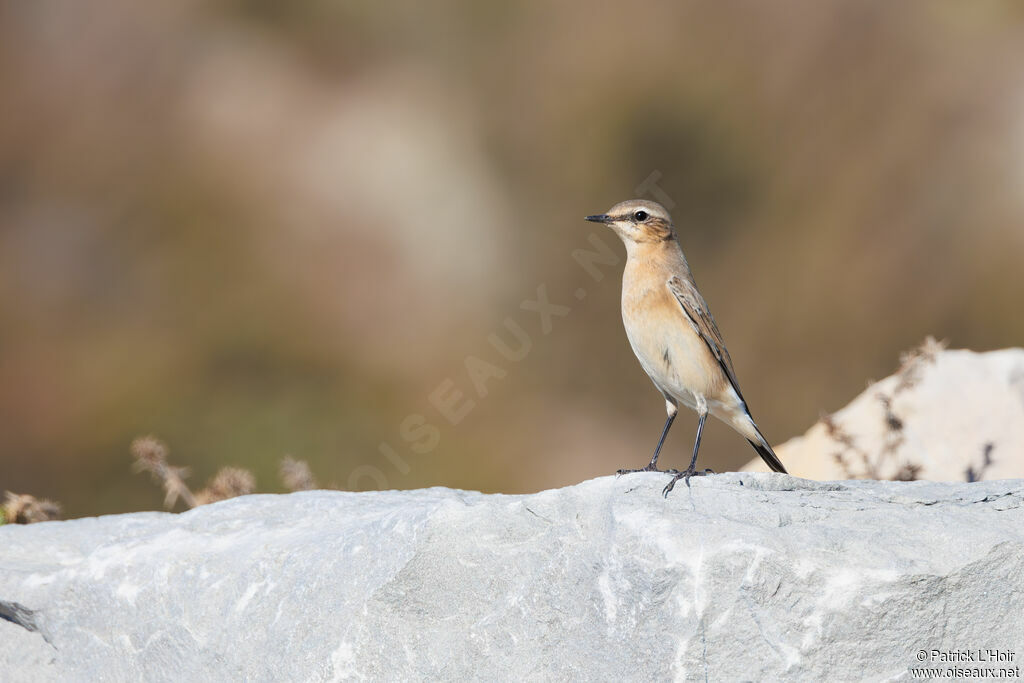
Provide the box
[748,437,788,474]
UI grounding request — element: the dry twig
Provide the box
[279,456,318,491]
[130,436,197,509]
[2,491,61,524]
[195,467,256,505]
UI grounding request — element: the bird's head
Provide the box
[584,199,674,244]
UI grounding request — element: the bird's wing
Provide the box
[666,275,745,402]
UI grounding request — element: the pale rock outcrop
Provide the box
[744,344,1024,481]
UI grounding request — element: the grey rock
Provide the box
[2,474,1024,681]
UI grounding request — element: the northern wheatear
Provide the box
[585,199,787,495]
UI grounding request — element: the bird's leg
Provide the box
[617,401,678,475]
[663,406,711,497]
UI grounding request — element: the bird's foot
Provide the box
[662,467,715,497]
[616,464,680,476]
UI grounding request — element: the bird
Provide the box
[584,199,787,496]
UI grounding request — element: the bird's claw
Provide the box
[616,465,679,476]
[662,467,714,497]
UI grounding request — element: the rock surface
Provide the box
[2,474,1024,681]
[744,346,1024,481]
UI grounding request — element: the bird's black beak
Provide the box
[584,214,612,224]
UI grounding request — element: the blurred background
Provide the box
[2,0,1023,518]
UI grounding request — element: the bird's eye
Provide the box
[633,210,649,222]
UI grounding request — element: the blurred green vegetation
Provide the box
[2,0,1023,517]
